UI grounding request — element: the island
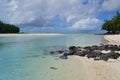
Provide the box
[0,20,20,33]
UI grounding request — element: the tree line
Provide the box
[101,11,120,34]
[0,20,20,33]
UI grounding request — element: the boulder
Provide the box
[76,47,82,51]
[107,52,120,59]
[87,50,102,59]
[59,55,68,59]
[59,53,68,59]
[69,46,76,50]
[83,46,91,50]
[74,51,82,55]
[68,46,77,55]
[98,46,105,50]
[80,50,90,56]
[100,54,109,61]
[74,50,88,56]
[91,45,99,50]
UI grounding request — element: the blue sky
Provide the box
[0,0,120,33]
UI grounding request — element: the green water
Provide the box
[0,34,105,80]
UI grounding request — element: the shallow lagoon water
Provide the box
[0,34,105,80]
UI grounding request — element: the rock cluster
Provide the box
[50,44,120,61]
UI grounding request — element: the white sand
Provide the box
[0,33,64,37]
[65,56,120,80]
[104,35,120,45]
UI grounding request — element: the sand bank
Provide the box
[104,35,120,45]
[0,33,64,37]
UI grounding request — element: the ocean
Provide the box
[0,34,106,80]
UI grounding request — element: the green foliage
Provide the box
[0,20,20,33]
[101,11,120,34]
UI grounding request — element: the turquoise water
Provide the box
[0,34,105,80]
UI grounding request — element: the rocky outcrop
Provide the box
[50,44,120,61]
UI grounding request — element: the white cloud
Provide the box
[7,0,18,11]
[0,0,99,23]
[102,0,120,11]
[71,17,102,30]
[0,0,119,32]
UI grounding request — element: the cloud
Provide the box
[0,0,120,32]
[71,17,102,30]
[0,0,99,23]
[101,0,120,11]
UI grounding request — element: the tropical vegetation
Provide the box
[101,11,120,34]
[0,20,20,33]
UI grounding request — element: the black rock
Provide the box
[76,47,82,51]
[83,46,91,50]
[98,46,105,50]
[50,50,64,55]
[59,55,68,59]
[87,50,102,59]
[74,50,87,56]
[80,50,90,56]
[58,50,64,53]
[69,46,76,50]
[100,54,109,61]
[74,51,82,55]
[91,45,99,50]
[50,51,54,54]
[107,52,120,59]
[63,53,68,56]
[50,44,120,61]
[68,46,77,55]
[50,67,58,70]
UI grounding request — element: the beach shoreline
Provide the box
[104,34,120,45]
[1,33,120,80]
[67,35,120,80]
[0,33,64,37]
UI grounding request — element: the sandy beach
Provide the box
[0,33,64,37]
[104,35,120,45]
[67,56,120,80]
[66,35,120,80]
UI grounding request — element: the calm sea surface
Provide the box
[0,34,105,80]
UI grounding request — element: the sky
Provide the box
[0,0,120,33]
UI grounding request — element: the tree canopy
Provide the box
[0,20,20,33]
[101,11,120,34]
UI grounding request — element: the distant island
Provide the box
[0,20,20,33]
[102,11,120,34]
